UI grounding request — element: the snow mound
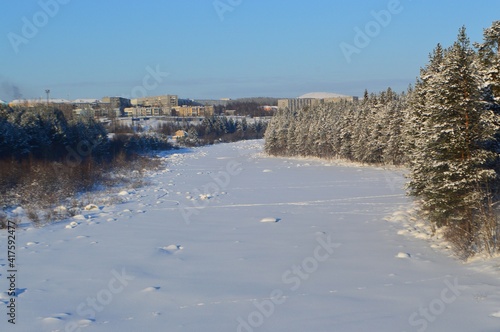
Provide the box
[118,190,130,196]
[12,206,25,216]
[260,217,280,223]
[54,206,67,213]
[396,252,411,259]
[263,169,273,173]
[142,286,161,292]
[159,244,183,254]
[386,211,409,223]
[41,317,62,323]
[77,319,93,327]
[84,204,99,211]
[490,311,500,318]
[65,221,79,229]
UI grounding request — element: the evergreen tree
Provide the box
[235,121,245,139]
[187,126,200,146]
[407,28,500,256]
[475,21,500,110]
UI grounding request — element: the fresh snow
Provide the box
[1,139,500,332]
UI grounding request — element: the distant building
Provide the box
[124,106,165,117]
[131,95,178,108]
[73,98,101,117]
[172,105,214,117]
[101,97,131,115]
[278,92,358,112]
[173,130,188,139]
[127,95,178,117]
[8,97,131,117]
[123,104,213,118]
[9,98,72,107]
[260,105,278,112]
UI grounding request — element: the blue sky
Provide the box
[1,0,499,100]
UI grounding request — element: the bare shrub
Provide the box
[0,213,8,229]
[26,208,41,225]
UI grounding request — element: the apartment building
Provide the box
[278,92,358,112]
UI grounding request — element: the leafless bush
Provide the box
[0,213,8,229]
[25,207,41,225]
[442,201,499,260]
[0,153,163,226]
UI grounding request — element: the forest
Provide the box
[265,22,500,259]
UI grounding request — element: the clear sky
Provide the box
[1,0,499,101]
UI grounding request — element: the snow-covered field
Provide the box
[1,140,500,332]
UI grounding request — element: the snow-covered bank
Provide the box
[1,140,500,332]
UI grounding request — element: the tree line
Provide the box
[0,106,171,162]
[265,88,406,166]
[156,115,268,146]
[265,22,500,259]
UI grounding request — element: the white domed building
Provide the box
[278,92,358,112]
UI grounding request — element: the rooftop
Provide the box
[9,98,72,104]
[73,98,101,104]
[298,92,352,99]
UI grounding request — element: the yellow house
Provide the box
[173,130,188,139]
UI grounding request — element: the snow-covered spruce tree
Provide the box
[351,103,370,162]
[187,126,200,146]
[292,108,310,156]
[474,21,500,254]
[285,116,297,156]
[383,96,407,165]
[264,108,289,156]
[407,27,500,257]
[337,104,354,160]
[476,21,500,111]
[475,21,500,167]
